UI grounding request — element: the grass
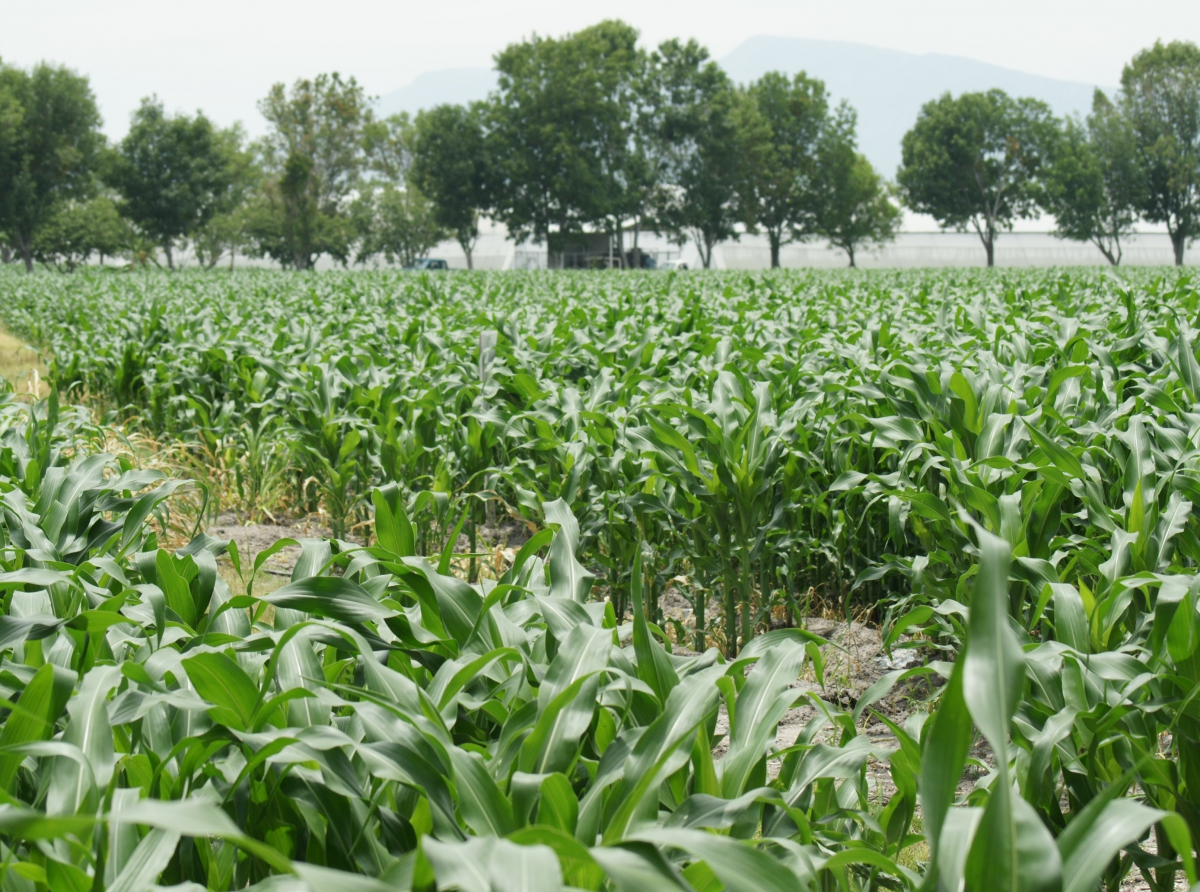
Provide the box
[0,325,48,398]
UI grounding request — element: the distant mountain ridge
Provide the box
[377,68,498,119]
[377,36,1113,176]
[722,37,1112,175]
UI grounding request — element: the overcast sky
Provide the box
[3,0,1198,139]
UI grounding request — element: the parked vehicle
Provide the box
[404,258,449,271]
[658,259,688,271]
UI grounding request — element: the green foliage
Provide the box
[355,113,446,268]
[487,20,643,248]
[812,104,901,267]
[1043,95,1143,266]
[412,104,490,269]
[0,60,103,272]
[31,195,128,271]
[643,40,741,268]
[1117,40,1200,266]
[898,88,1059,266]
[351,184,443,268]
[108,97,234,269]
[249,73,372,269]
[2,347,1200,888]
[181,122,260,270]
[736,70,829,268]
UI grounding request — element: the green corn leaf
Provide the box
[963,782,1061,892]
[918,656,972,864]
[544,499,595,603]
[155,548,196,628]
[630,827,800,892]
[372,484,416,557]
[0,662,74,791]
[630,545,678,704]
[182,651,261,732]
[963,530,1023,757]
[106,827,181,892]
[450,747,516,836]
[264,575,395,623]
[720,642,805,798]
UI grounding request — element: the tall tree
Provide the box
[812,104,901,267]
[645,39,741,269]
[412,104,490,269]
[737,71,829,268]
[248,73,370,269]
[354,112,444,266]
[109,97,231,269]
[351,184,443,267]
[897,89,1058,267]
[0,61,103,272]
[486,20,642,258]
[0,72,21,264]
[32,194,127,271]
[1043,95,1142,266]
[1118,40,1200,266]
[192,123,261,270]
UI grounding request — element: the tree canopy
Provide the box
[7,31,1200,271]
[644,39,741,269]
[0,60,103,271]
[412,104,491,269]
[487,20,642,252]
[247,73,371,269]
[109,97,232,268]
[737,71,829,268]
[1043,93,1143,265]
[812,104,901,267]
[898,89,1059,266]
[1118,40,1200,266]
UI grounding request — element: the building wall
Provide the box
[183,225,1200,271]
[717,231,1199,270]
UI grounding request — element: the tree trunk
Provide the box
[847,244,856,268]
[465,245,473,270]
[17,235,33,273]
[164,242,174,270]
[697,233,715,269]
[972,217,996,268]
[769,230,781,269]
[1093,237,1120,267]
[1172,229,1187,266]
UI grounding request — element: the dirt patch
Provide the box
[211,512,335,578]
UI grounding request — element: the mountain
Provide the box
[720,37,1111,176]
[377,68,498,118]
[376,37,1112,176]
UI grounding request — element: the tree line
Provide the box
[1,24,1198,271]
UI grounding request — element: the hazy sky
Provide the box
[3,0,1198,138]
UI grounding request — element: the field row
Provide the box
[2,267,1200,888]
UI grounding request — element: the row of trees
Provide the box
[0,64,446,272]
[0,24,900,272]
[901,39,1200,267]
[2,30,1199,270]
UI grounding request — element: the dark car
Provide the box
[404,258,449,271]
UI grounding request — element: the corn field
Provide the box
[1,266,1200,890]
